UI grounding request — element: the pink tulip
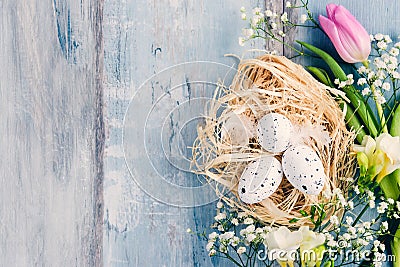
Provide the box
[319,4,371,63]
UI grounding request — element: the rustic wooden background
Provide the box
[1,0,399,266]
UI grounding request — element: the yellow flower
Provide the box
[353,134,400,183]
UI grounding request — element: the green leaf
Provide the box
[289,218,299,223]
[341,102,367,143]
[307,66,334,87]
[299,210,308,217]
[297,40,379,137]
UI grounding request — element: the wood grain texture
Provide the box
[0,0,103,266]
[102,1,273,266]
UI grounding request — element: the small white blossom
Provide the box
[220,231,235,241]
[381,221,389,232]
[209,232,218,241]
[206,242,214,251]
[246,233,257,242]
[384,35,392,43]
[209,249,216,256]
[237,247,246,255]
[253,7,262,15]
[390,47,399,56]
[281,12,289,23]
[286,1,292,7]
[334,78,340,84]
[270,22,277,29]
[240,6,246,13]
[357,78,367,85]
[217,202,224,209]
[375,33,384,41]
[345,216,354,225]
[388,198,395,204]
[377,202,389,213]
[244,217,254,224]
[238,37,245,46]
[278,30,285,37]
[382,82,391,91]
[241,13,247,20]
[215,213,227,221]
[373,79,383,87]
[217,225,224,232]
[377,41,387,50]
[338,81,347,88]
[265,10,273,17]
[330,215,340,226]
[231,218,239,226]
[370,200,376,208]
[358,66,367,74]
[242,28,254,38]
[300,14,308,23]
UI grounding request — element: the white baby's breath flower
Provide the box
[244,217,254,225]
[242,28,254,38]
[220,231,235,241]
[353,185,360,194]
[345,216,354,225]
[240,6,246,13]
[334,78,340,85]
[395,42,400,48]
[217,202,224,209]
[381,221,389,232]
[286,1,292,7]
[377,41,387,50]
[343,233,351,240]
[300,14,308,23]
[238,37,245,46]
[245,224,255,233]
[377,202,389,213]
[373,79,383,87]
[209,232,218,241]
[206,242,214,251]
[253,7,262,15]
[388,198,395,205]
[237,247,246,255]
[270,22,277,29]
[347,201,354,210]
[265,10,274,17]
[338,81,347,88]
[246,233,257,242]
[384,35,392,43]
[209,249,216,256]
[357,78,367,85]
[241,13,247,20]
[330,215,340,226]
[370,199,376,208]
[390,47,399,56]
[281,12,289,23]
[217,225,224,232]
[278,30,286,37]
[231,218,239,226]
[375,33,384,41]
[358,66,367,73]
[382,82,390,91]
[215,212,226,221]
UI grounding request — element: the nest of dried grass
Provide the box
[192,54,357,228]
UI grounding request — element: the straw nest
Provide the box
[192,54,356,228]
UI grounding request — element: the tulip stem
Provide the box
[362,61,388,133]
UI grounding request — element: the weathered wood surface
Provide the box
[0,0,103,266]
[102,1,273,266]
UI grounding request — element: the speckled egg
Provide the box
[257,113,293,153]
[238,156,283,204]
[282,145,326,195]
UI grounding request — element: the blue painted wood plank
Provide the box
[102,0,270,266]
[0,0,103,265]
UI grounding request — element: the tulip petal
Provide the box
[319,15,358,63]
[331,6,371,61]
[325,3,338,19]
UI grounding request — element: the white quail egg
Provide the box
[282,145,326,195]
[238,156,283,204]
[257,113,293,153]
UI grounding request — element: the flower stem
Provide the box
[362,60,388,133]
